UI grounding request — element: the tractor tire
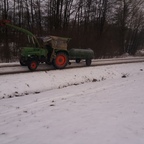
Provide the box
[76,59,81,63]
[86,59,92,66]
[28,60,38,71]
[53,52,68,69]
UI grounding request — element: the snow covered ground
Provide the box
[0,62,144,144]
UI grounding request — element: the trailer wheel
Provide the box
[28,60,38,71]
[76,59,81,63]
[53,52,68,69]
[86,59,92,66]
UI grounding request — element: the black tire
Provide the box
[76,59,81,63]
[28,60,38,71]
[86,59,92,66]
[53,52,68,69]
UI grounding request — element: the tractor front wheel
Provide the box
[28,60,38,71]
[53,52,68,69]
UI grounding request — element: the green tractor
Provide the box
[0,20,94,71]
[20,36,70,71]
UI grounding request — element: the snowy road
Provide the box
[0,57,144,75]
[0,62,144,144]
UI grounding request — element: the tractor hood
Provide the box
[21,47,40,55]
[20,47,47,58]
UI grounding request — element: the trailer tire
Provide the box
[28,60,38,71]
[76,59,81,63]
[53,52,68,69]
[86,59,92,66]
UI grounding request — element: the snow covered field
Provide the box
[0,62,144,144]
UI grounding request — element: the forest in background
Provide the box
[0,0,144,62]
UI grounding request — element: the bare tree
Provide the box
[1,0,11,61]
[114,0,144,54]
[1,0,144,61]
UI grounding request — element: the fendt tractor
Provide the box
[0,20,94,71]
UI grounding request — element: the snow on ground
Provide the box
[0,63,144,144]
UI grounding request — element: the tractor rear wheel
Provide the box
[86,59,92,66]
[28,60,38,71]
[53,52,68,69]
